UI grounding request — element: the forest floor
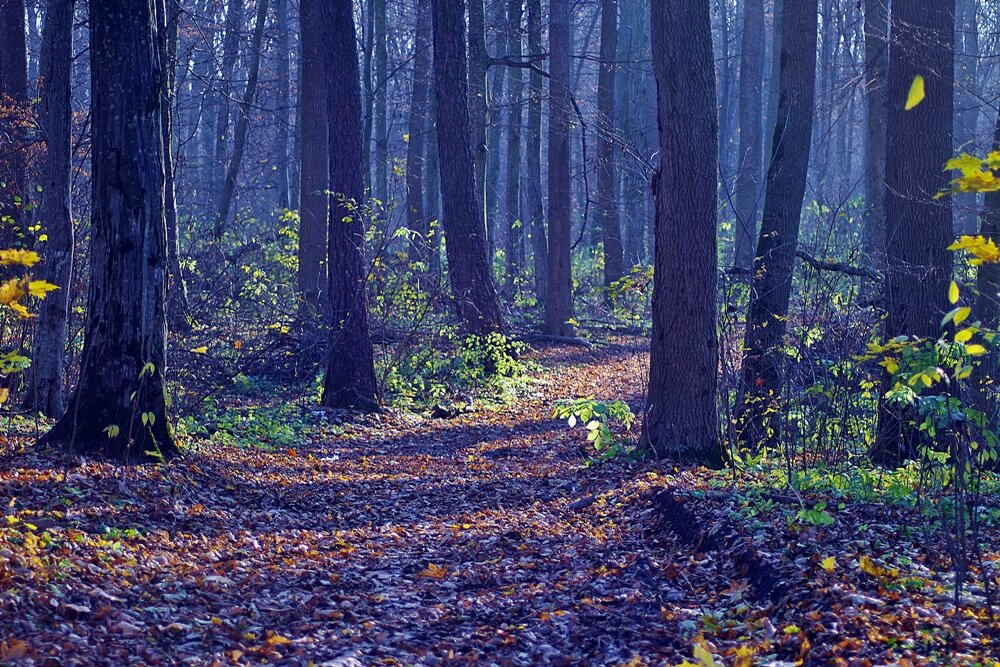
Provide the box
[1,341,998,666]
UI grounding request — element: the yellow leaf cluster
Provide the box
[0,276,59,318]
[0,249,40,266]
[943,153,1000,195]
[948,235,1000,265]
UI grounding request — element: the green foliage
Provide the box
[551,397,636,461]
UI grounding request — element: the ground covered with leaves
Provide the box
[1,342,998,666]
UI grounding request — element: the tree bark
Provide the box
[862,0,888,288]
[405,0,433,266]
[372,0,388,206]
[525,0,547,305]
[321,0,380,411]
[732,0,765,274]
[642,0,721,466]
[211,0,244,210]
[297,0,329,311]
[0,0,29,247]
[468,0,489,237]
[735,0,819,451]
[872,0,955,465]
[25,0,74,417]
[973,108,1000,436]
[504,0,525,294]
[43,0,177,462]
[431,0,505,334]
[544,0,574,337]
[597,0,623,292]
[274,0,291,209]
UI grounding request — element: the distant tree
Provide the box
[431,0,505,334]
[273,0,291,209]
[596,0,623,293]
[872,0,955,465]
[863,0,888,286]
[642,0,721,465]
[320,0,380,411]
[735,0,819,451]
[545,0,574,337]
[504,0,525,295]
[525,0,547,305]
[405,0,433,267]
[297,0,329,311]
[42,0,177,462]
[25,0,75,417]
[973,108,1000,432]
[0,0,28,247]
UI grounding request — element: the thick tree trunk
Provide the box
[43,0,177,462]
[526,0,547,305]
[863,0,888,285]
[872,0,955,465]
[274,0,291,209]
[642,0,721,466]
[405,0,433,266]
[597,0,623,293]
[0,0,29,247]
[321,0,380,411]
[297,0,329,311]
[732,0,765,274]
[504,0,525,295]
[25,0,74,417]
[544,0,574,337]
[735,0,819,451]
[431,0,505,334]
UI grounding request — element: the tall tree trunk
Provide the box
[297,0,329,311]
[215,0,269,232]
[274,0,291,209]
[43,0,177,462]
[0,0,29,247]
[735,0,819,451]
[597,0,623,292]
[468,0,489,239]
[405,0,433,266]
[431,0,505,334]
[486,2,509,262]
[643,0,721,466]
[25,0,74,417]
[212,0,243,211]
[504,0,525,294]
[425,91,443,279]
[372,0,388,206]
[732,0,765,274]
[544,0,574,337]
[863,0,888,287]
[872,0,955,465]
[298,0,330,313]
[953,0,979,235]
[974,108,1000,434]
[321,0,380,411]
[525,0,546,304]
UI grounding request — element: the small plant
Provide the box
[552,397,636,461]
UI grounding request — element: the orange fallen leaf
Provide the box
[417,562,448,579]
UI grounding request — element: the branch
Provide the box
[795,250,878,279]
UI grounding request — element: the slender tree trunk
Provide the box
[25,0,74,417]
[425,92,442,279]
[321,0,380,411]
[468,0,489,237]
[526,0,546,304]
[953,0,979,235]
[274,0,291,209]
[732,0,765,274]
[0,0,29,247]
[863,0,888,286]
[431,0,505,334]
[486,3,508,261]
[597,0,623,293]
[212,0,243,210]
[504,0,525,294]
[545,0,574,337]
[43,0,177,462]
[215,0,270,232]
[405,0,433,266]
[643,0,721,466]
[298,0,329,311]
[974,108,1000,435]
[873,0,956,465]
[735,0,819,451]
[373,0,388,206]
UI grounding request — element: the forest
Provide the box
[0,0,999,664]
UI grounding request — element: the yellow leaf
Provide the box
[953,306,971,326]
[267,634,292,645]
[948,280,959,304]
[0,249,40,266]
[966,344,987,356]
[821,556,837,572]
[27,280,58,298]
[0,388,8,406]
[954,327,976,343]
[693,642,723,667]
[905,75,925,110]
[945,153,984,177]
[417,562,448,579]
[190,346,209,354]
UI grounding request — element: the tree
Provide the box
[42,0,177,462]
[862,0,888,286]
[503,0,525,294]
[525,0,547,305]
[641,0,721,465]
[596,0,624,292]
[734,0,819,450]
[297,0,329,312]
[273,0,291,209]
[431,0,505,334]
[0,0,28,248]
[544,0,574,337]
[25,0,74,417]
[320,0,380,411]
[731,0,765,274]
[973,109,1000,432]
[872,0,956,464]
[405,0,433,267]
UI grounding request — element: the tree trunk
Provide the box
[732,0,765,274]
[544,0,574,337]
[431,0,505,334]
[274,0,291,209]
[0,0,29,247]
[486,2,508,262]
[953,0,979,235]
[468,0,489,237]
[372,0,388,206]
[42,0,177,462]
[297,0,329,311]
[735,0,819,451]
[321,0,380,411]
[25,0,74,417]
[862,0,888,286]
[405,0,433,266]
[504,0,525,295]
[973,109,1000,435]
[212,0,243,211]
[872,0,955,465]
[642,0,721,466]
[597,0,623,292]
[526,0,547,305]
